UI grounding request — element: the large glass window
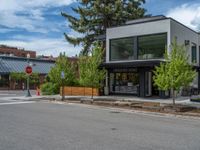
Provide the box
[109,72,139,95]
[138,33,167,59]
[110,37,134,61]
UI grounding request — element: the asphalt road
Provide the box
[0,101,200,150]
[0,90,36,97]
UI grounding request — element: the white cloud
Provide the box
[0,0,74,32]
[166,3,200,31]
[0,37,80,57]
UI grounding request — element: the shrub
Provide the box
[41,82,59,95]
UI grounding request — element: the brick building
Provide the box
[0,45,36,58]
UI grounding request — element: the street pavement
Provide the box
[0,97,200,150]
[0,90,36,97]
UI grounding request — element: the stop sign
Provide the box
[25,66,32,75]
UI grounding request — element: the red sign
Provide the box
[25,66,32,75]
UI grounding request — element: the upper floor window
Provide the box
[138,33,167,60]
[191,44,197,63]
[109,33,167,61]
[110,37,134,61]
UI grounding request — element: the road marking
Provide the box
[0,94,17,96]
[0,99,18,102]
[0,101,35,106]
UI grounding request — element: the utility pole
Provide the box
[26,53,32,97]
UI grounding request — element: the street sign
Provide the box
[25,66,32,75]
[61,71,65,79]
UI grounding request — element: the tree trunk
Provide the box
[172,89,176,107]
[62,85,64,101]
[61,79,64,101]
[91,86,94,100]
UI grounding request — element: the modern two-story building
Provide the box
[102,15,200,97]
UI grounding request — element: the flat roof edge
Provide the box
[0,55,55,63]
[107,16,199,34]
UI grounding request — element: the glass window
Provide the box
[110,37,134,61]
[138,33,167,60]
[109,72,139,95]
[192,45,197,63]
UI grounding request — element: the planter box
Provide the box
[190,98,200,103]
[60,86,99,96]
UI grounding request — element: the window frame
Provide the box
[137,33,167,60]
[191,44,197,63]
[109,36,135,61]
[109,32,167,61]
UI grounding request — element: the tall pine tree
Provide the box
[62,0,148,55]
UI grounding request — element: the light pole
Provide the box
[26,53,31,97]
[61,71,65,101]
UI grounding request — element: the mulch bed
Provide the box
[50,97,200,117]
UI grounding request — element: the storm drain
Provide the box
[110,111,121,114]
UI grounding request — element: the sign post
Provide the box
[61,71,65,101]
[25,65,32,97]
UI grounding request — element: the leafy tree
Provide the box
[10,72,26,81]
[10,72,40,89]
[29,73,40,86]
[48,53,77,89]
[10,72,39,85]
[79,42,106,98]
[62,0,148,55]
[153,40,196,105]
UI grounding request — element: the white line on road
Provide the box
[0,94,17,96]
[0,101,35,106]
[0,99,18,101]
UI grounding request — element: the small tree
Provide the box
[48,53,77,92]
[10,72,39,88]
[153,40,196,106]
[10,72,26,81]
[79,42,106,99]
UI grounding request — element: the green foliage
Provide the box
[153,39,197,104]
[41,82,59,95]
[48,53,77,87]
[10,72,26,81]
[79,42,106,88]
[10,72,40,86]
[62,0,148,55]
[29,73,40,86]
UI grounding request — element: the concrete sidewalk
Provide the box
[55,95,190,103]
[2,93,200,108]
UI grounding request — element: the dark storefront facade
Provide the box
[103,29,170,97]
[102,60,163,97]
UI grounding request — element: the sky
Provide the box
[0,0,200,57]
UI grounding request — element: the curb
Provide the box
[50,100,200,121]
